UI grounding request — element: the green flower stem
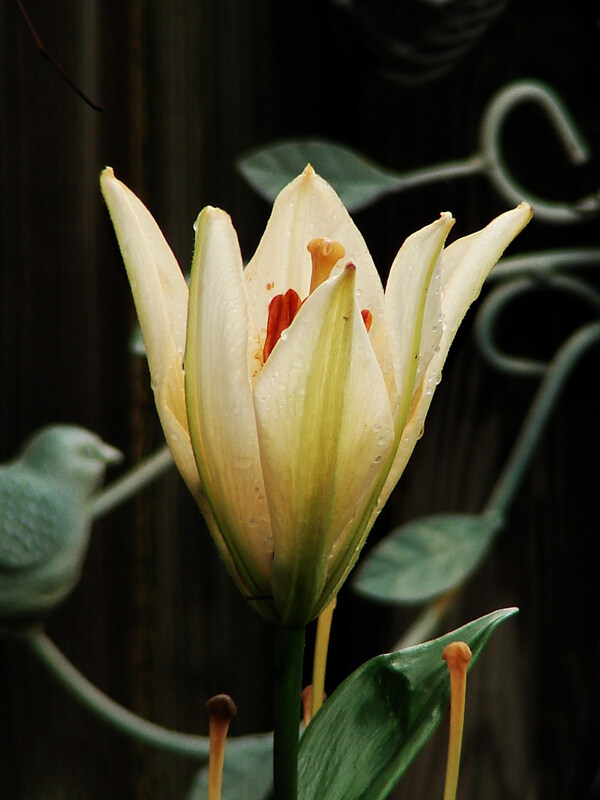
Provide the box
[273,626,306,800]
[90,445,173,520]
[20,627,211,759]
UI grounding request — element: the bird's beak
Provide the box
[98,442,124,466]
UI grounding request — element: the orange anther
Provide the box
[263,288,303,362]
[361,309,373,332]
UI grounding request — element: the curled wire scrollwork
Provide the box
[476,269,600,377]
[396,79,600,224]
[480,81,600,224]
[474,255,600,516]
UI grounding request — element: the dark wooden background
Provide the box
[1,1,599,798]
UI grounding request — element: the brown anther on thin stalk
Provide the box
[205,693,238,718]
[441,642,472,800]
[205,694,237,800]
[307,237,345,294]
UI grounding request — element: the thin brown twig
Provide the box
[16,0,104,112]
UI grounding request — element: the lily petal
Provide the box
[99,168,201,498]
[384,213,455,418]
[253,266,394,624]
[185,207,272,595]
[439,202,533,341]
[244,166,386,350]
[376,202,533,517]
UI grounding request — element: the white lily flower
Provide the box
[101,165,531,626]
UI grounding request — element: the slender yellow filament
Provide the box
[205,694,237,800]
[442,641,472,800]
[307,238,345,294]
[310,596,337,721]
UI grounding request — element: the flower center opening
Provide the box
[261,237,372,362]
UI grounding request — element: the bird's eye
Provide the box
[78,444,100,460]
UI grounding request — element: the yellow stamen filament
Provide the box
[307,237,345,294]
[205,693,238,800]
[442,641,472,800]
[310,595,337,722]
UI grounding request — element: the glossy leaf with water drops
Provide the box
[298,608,517,800]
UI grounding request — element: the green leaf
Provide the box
[187,733,273,800]
[237,140,402,212]
[352,512,504,604]
[298,608,517,800]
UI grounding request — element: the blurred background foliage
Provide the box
[1,1,599,798]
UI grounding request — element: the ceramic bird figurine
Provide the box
[0,425,122,620]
